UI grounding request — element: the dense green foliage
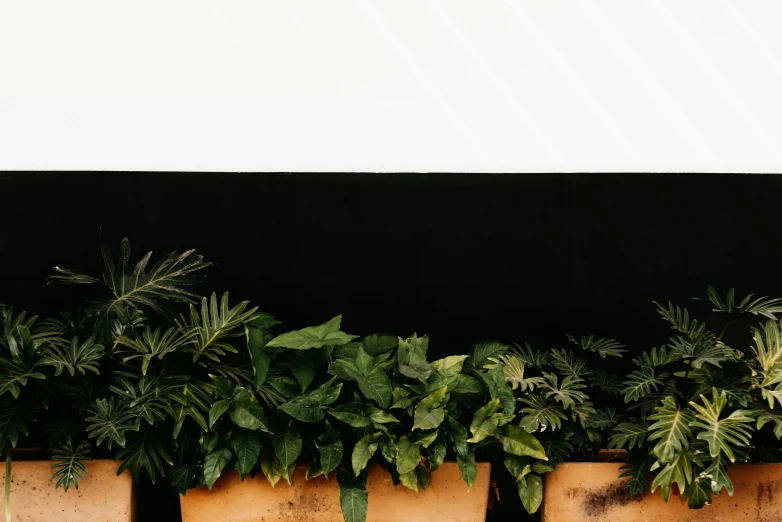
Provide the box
[0,238,548,522]
[3,236,782,519]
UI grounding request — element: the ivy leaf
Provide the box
[330,403,375,428]
[266,315,357,349]
[361,334,397,356]
[315,422,343,479]
[498,426,547,460]
[208,400,231,429]
[413,386,448,430]
[228,388,270,432]
[337,470,368,522]
[279,379,343,423]
[503,454,531,481]
[690,388,753,462]
[395,436,422,475]
[358,367,392,409]
[352,432,382,476]
[447,374,485,397]
[245,314,280,390]
[518,473,543,514]
[204,447,233,490]
[467,398,501,443]
[456,449,477,490]
[428,433,447,472]
[289,353,316,392]
[259,447,284,488]
[443,415,469,458]
[480,365,515,415]
[397,335,432,381]
[431,355,468,377]
[272,424,302,484]
[229,430,261,480]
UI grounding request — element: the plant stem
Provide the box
[4,453,10,522]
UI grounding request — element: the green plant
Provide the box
[475,335,625,512]
[1,236,550,522]
[607,287,782,508]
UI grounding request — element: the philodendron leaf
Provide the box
[229,429,261,479]
[499,426,547,460]
[337,470,369,522]
[467,398,501,443]
[352,432,382,476]
[468,340,508,370]
[690,388,753,462]
[204,447,232,490]
[413,386,448,430]
[315,422,343,478]
[272,424,302,484]
[648,396,695,464]
[650,451,694,502]
[266,315,357,349]
[395,436,422,475]
[518,473,543,514]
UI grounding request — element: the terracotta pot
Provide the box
[180,462,491,522]
[542,462,782,521]
[0,459,134,522]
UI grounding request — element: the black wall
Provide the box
[3,173,781,353]
[2,172,781,520]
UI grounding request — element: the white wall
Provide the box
[1,1,781,172]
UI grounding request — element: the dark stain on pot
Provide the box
[566,480,643,517]
[275,491,331,520]
[756,477,782,520]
